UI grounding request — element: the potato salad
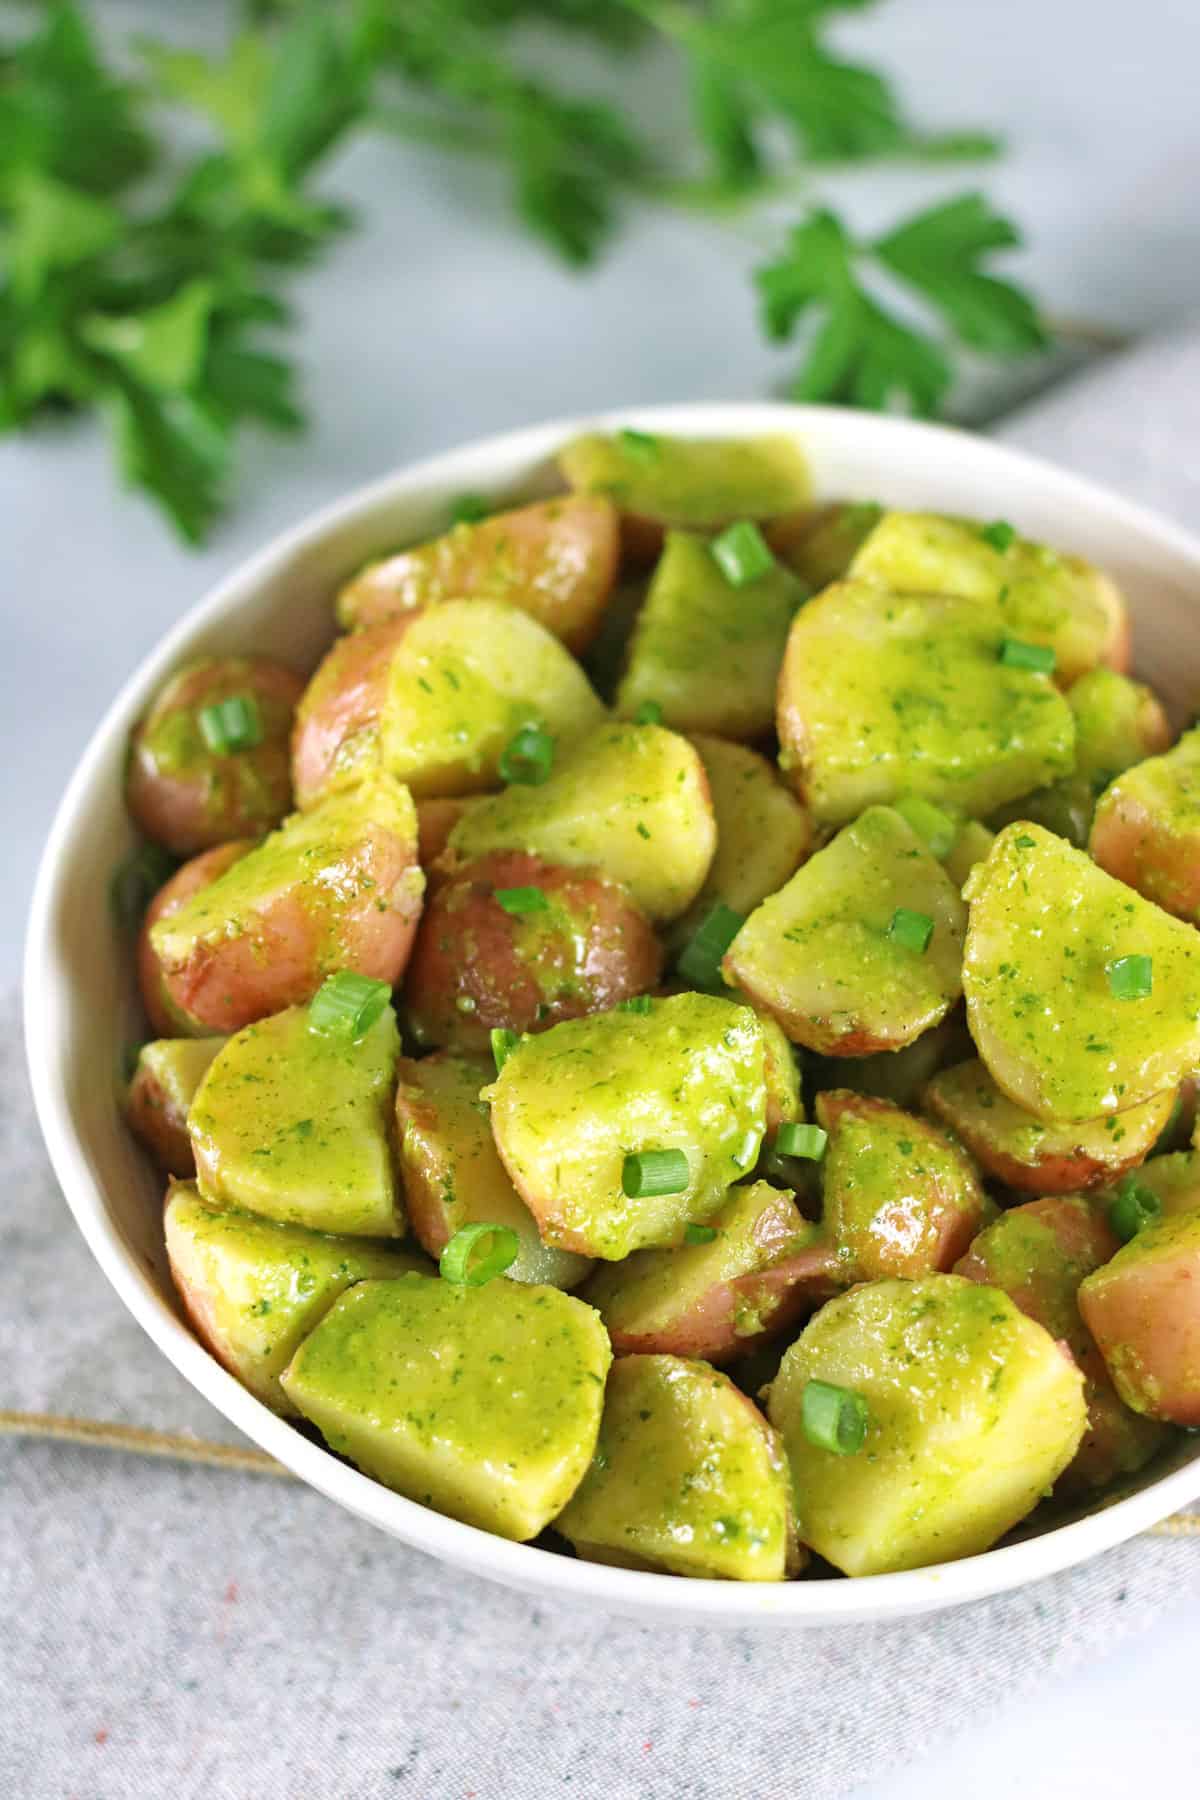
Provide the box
[118,429,1200,1582]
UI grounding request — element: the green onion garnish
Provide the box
[999,637,1056,675]
[491,1028,520,1074]
[634,699,663,726]
[618,427,660,462]
[450,492,490,525]
[801,1379,869,1455]
[981,519,1017,553]
[893,796,957,860]
[622,1149,690,1199]
[439,1222,520,1286]
[888,908,934,954]
[198,694,263,755]
[677,902,744,990]
[683,1223,718,1245]
[494,886,548,916]
[498,725,554,786]
[110,843,176,929]
[616,995,654,1014]
[308,971,392,1040]
[1107,1176,1162,1244]
[711,519,775,587]
[1107,954,1153,1000]
[775,1122,827,1162]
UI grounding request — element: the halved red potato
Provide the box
[1079,1209,1200,1424]
[335,494,620,654]
[954,1195,1166,1491]
[126,656,303,855]
[125,1037,225,1175]
[923,1058,1178,1194]
[584,1180,843,1363]
[415,797,478,867]
[137,841,253,1036]
[403,850,662,1052]
[816,1090,988,1280]
[1090,728,1200,922]
[291,618,412,809]
[149,774,423,1034]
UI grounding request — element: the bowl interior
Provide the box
[26,403,1200,1626]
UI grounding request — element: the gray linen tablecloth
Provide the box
[5,327,1200,1800]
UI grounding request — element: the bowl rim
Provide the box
[25,398,1200,1625]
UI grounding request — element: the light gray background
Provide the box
[5,2,1200,1793]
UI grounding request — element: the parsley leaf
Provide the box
[874,191,1048,355]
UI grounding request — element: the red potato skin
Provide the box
[402,851,663,1052]
[126,1069,195,1177]
[416,798,477,868]
[605,1241,846,1364]
[138,843,252,1036]
[1079,1216,1200,1425]
[127,658,304,856]
[291,619,413,809]
[1090,788,1200,923]
[392,1054,475,1258]
[336,495,620,654]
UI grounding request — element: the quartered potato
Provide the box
[943,818,996,890]
[614,530,804,738]
[376,599,606,798]
[189,1002,404,1237]
[777,580,1076,831]
[164,1183,426,1414]
[723,805,967,1054]
[127,656,303,855]
[954,1195,1167,1492]
[848,511,1129,684]
[137,840,252,1037]
[487,993,770,1260]
[584,1180,842,1362]
[446,722,716,923]
[924,1058,1178,1194]
[335,494,620,653]
[1079,1210,1200,1425]
[816,1090,987,1280]
[125,1037,225,1175]
[402,850,662,1051]
[963,823,1200,1120]
[393,1051,592,1289]
[766,501,883,592]
[768,1275,1087,1576]
[555,1354,797,1581]
[281,1274,611,1541]
[149,773,423,1033]
[291,618,411,809]
[1090,727,1200,921]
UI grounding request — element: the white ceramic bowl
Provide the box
[26,403,1200,1627]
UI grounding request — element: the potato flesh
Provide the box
[776,580,1076,832]
[189,1004,404,1238]
[446,722,716,922]
[1090,727,1200,922]
[1079,1210,1200,1424]
[559,432,811,529]
[963,823,1200,1121]
[768,1275,1087,1576]
[723,806,967,1054]
[164,1184,425,1414]
[555,1354,796,1580]
[487,994,769,1260]
[1067,667,1170,791]
[281,1275,611,1541]
[378,599,606,798]
[767,501,883,591]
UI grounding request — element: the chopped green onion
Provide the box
[110,843,176,929]
[776,1122,827,1162]
[439,1222,520,1286]
[450,492,490,525]
[616,995,654,1014]
[198,694,263,755]
[711,520,775,587]
[888,908,934,954]
[677,902,744,990]
[1107,954,1153,1000]
[893,796,958,860]
[1107,1177,1162,1243]
[980,519,1017,553]
[999,637,1056,675]
[633,699,663,726]
[498,725,554,786]
[491,1028,520,1074]
[801,1379,869,1455]
[622,1148,690,1199]
[494,886,548,916]
[308,971,392,1040]
[683,1223,718,1245]
[618,427,660,462]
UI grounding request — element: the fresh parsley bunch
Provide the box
[0,1,1047,541]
